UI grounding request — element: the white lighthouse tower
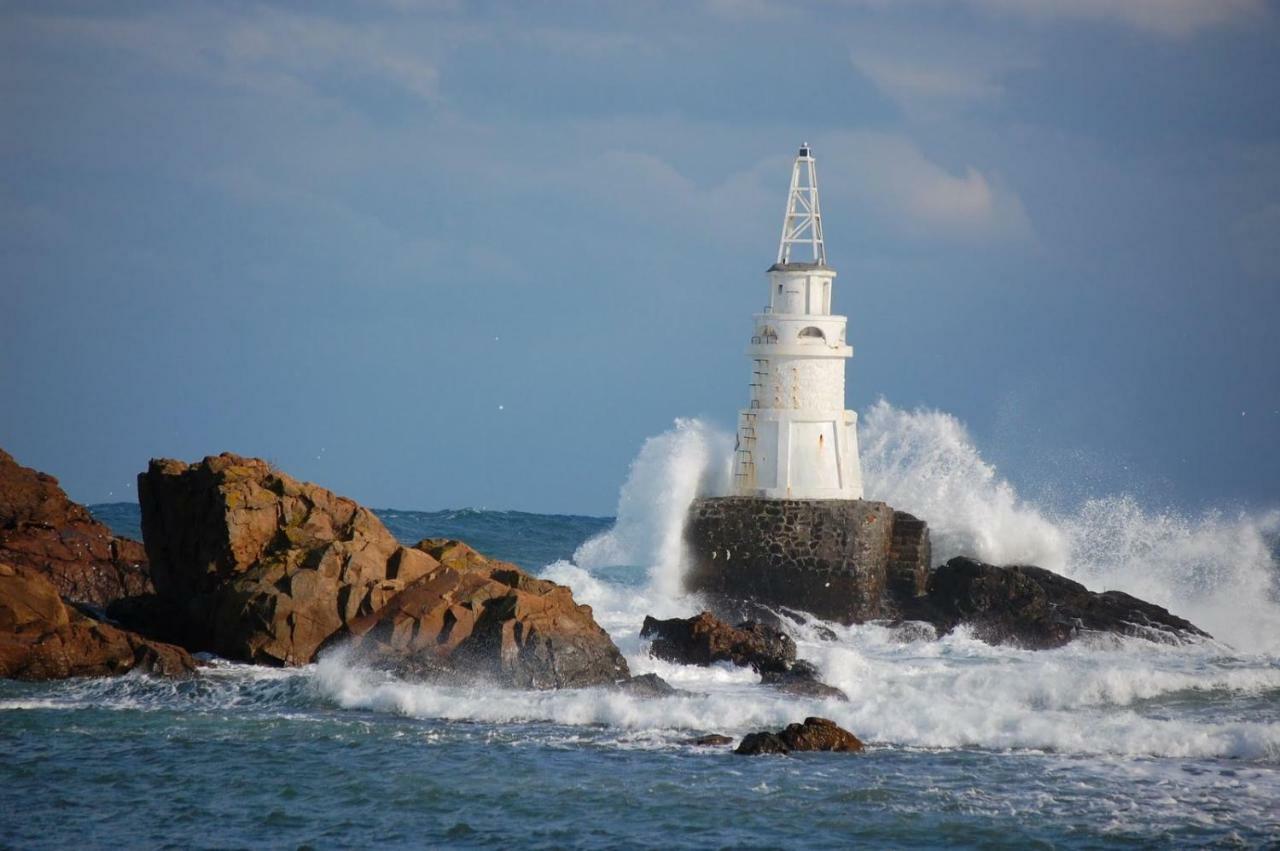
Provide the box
[731,144,864,500]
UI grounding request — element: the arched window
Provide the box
[798,326,826,343]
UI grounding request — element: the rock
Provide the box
[333,539,631,689]
[0,562,195,680]
[640,610,846,696]
[136,451,630,685]
[735,731,790,755]
[614,672,682,698]
[686,734,734,747]
[137,454,629,688]
[136,453,442,665]
[685,497,931,624]
[0,448,152,607]
[641,611,796,673]
[759,659,847,701]
[734,716,864,755]
[915,556,1210,649]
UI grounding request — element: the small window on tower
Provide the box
[778,284,783,294]
[798,326,826,343]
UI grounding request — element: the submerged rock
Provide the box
[137,454,629,687]
[759,660,847,701]
[735,717,864,755]
[686,734,734,747]
[913,556,1210,649]
[641,611,796,673]
[0,562,195,679]
[0,448,152,607]
[613,672,682,698]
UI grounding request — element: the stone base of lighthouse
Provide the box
[684,497,932,624]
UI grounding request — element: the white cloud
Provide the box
[557,132,1031,250]
[954,0,1265,38]
[32,7,442,104]
[819,131,1033,242]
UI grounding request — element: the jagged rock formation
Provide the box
[909,556,1210,649]
[136,454,631,688]
[137,453,436,665]
[685,497,930,624]
[328,539,630,689]
[735,717,864,755]
[0,562,194,679]
[0,448,151,607]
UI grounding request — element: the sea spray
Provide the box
[562,401,1280,653]
[859,400,1280,653]
[572,417,732,599]
[326,400,1280,761]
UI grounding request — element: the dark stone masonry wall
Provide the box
[684,497,931,624]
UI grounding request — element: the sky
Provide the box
[2,0,1278,516]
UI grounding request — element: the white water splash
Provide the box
[859,399,1280,653]
[312,399,1280,762]
[572,418,732,599]
[568,399,1280,653]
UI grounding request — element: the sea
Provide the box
[3,401,1279,849]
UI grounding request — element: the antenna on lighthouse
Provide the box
[777,143,826,266]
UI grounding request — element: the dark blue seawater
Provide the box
[0,504,1276,849]
[86,502,612,572]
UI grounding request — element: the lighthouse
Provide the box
[685,144,930,625]
[732,144,864,500]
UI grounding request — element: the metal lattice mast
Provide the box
[776,143,825,265]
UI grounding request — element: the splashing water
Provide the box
[13,404,1280,847]
[860,400,1280,652]
[572,418,732,599]
[569,400,1280,653]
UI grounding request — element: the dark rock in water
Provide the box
[641,611,795,673]
[614,673,682,698]
[138,453,629,687]
[0,448,152,608]
[687,734,734,747]
[0,562,195,680]
[735,717,864,755]
[641,611,846,697]
[912,557,1210,649]
[759,660,848,701]
[736,732,789,755]
[685,497,931,624]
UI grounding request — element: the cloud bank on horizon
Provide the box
[1,0,1277,514]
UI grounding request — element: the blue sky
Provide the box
[2,0,1278,515]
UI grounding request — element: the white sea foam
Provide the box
[858,400,1280,653]
[310,401,1280,762]
[572,417,732,599]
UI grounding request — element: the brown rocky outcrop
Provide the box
[329,539,630,689]
[640,611,846,699]
[641,611,797,672]
[0,562,195,679]
[907,557,1210,649]
[0,448,152,607]
[734,717,864,755]
[137,453,440,665]
[137,455,630,687]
